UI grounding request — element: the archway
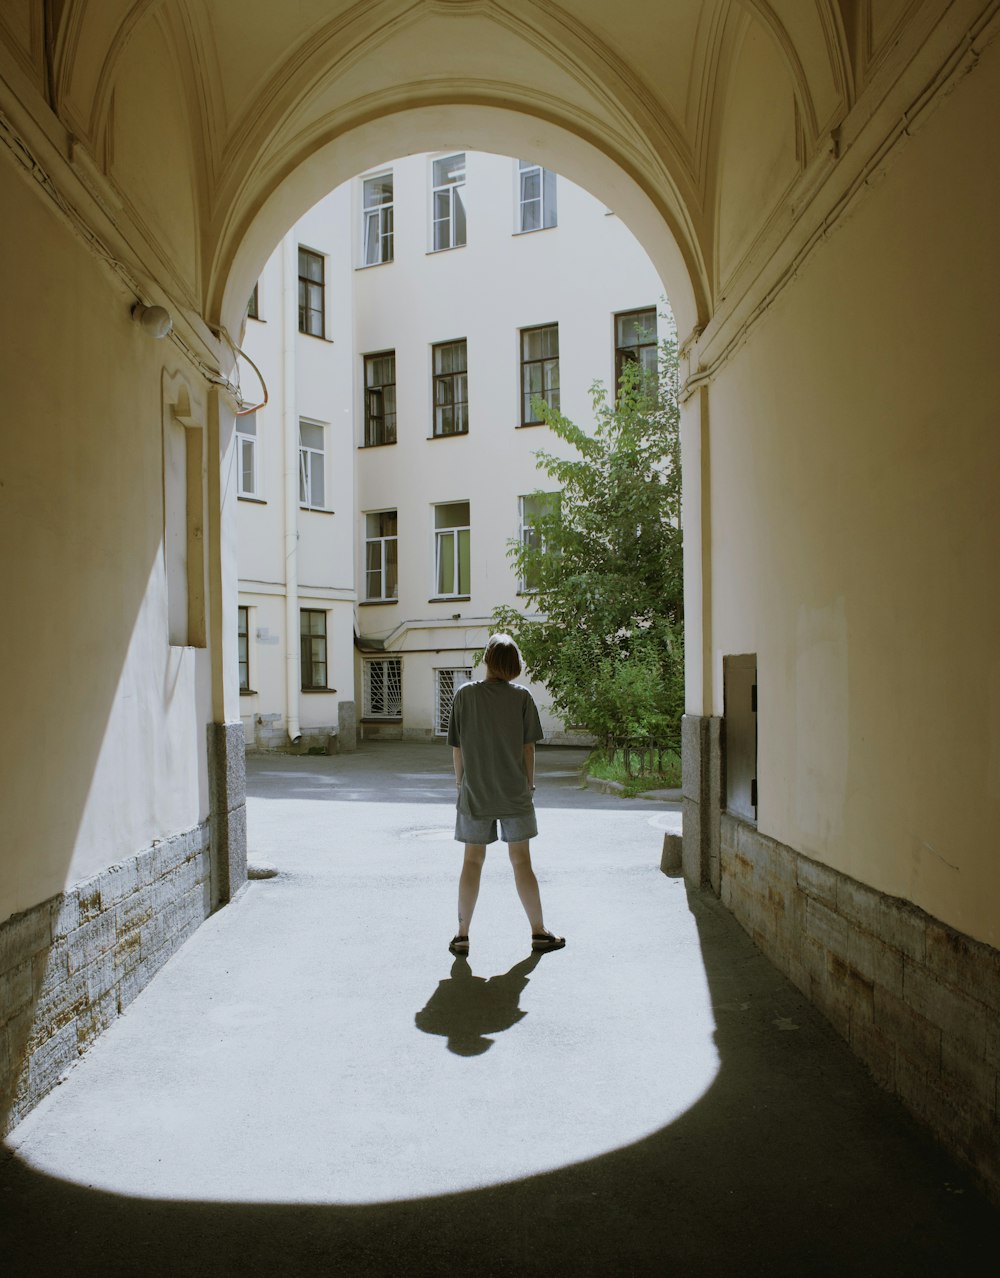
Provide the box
[3,0,998,1208]
[222,120,698,758]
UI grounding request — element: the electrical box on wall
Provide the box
[723,653,757,822]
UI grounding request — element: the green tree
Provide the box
[493,323,683,748]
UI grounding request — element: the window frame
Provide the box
[433,501,471,599]
[297,247,325,338]
[246,282,260,321]
[363,656,403,721]
[363,351,397,447]
[431,152,467,252]
[434,667,472,736]
[518,492,559,593]
[298,418,327,510]
[365,509,399,602]
[517,160,557,233]
[299,609,328,691]
[432,339,469,437]
[361,171,394,267]
[614,307,658,395]
[519,323,560,425]
[235,413,258,498]
[238,605,250,692]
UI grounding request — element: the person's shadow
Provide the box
[414,952,544,1056]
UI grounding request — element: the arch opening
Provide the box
[216,104,703,347]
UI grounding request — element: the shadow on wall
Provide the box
[1,888,996,1278]
[0,166,213,1136]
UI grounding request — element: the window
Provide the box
[520,324,559,424]
[365,510,398,600]
[433,340,468,436]
[300,610,327,690]
[247,282,260,321]
[298,248,325,337]
[298,420,325,509]
[615,308,657,393]
[435,668,472,736]
[238,606,250,692]
[434,501,470,597]
[362,173,394,266]
[364,352,397,446]
[364,657,402,720]
[432,153,466,250]
[236,413,258,498]
[518,492,559,592]
[518,161,557,232]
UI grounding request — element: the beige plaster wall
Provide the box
[0,162,214,923]
[707,56,1000,946]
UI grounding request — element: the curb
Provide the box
[583,775,683,802]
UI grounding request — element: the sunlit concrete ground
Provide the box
[1,743,997,1276]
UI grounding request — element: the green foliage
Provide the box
[494,318,684,746]
[587,746,683,794]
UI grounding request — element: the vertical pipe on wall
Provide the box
[282,234,302,744]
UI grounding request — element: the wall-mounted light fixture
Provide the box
[132,301,173,339]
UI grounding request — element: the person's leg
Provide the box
[507,840,544,932]
[457,843,486,939]
[508,840,565,949]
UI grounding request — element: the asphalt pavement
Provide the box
[0,742,996,1276]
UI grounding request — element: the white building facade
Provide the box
[237,151,666,749]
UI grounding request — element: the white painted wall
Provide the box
[237,152,667,744]
[703,43,1000,946]
[0,163,215,922]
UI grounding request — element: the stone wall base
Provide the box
[247,725,337,753]
[208,721,247,907]
[681,714,722,892]
[0,823,211,1134]
[721,812,1000,1203]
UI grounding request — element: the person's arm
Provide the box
[453,746,464,790]
[523,742,535,792]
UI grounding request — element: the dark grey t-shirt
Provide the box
[447,680,544,819]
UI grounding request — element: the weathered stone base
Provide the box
[337,700,357,753]
[208,721,247,906]
[246,722,338,753]
[359,722,405,741]
[0,823,211,1134]
[681,714,722,892]
[720,813,1000,1203]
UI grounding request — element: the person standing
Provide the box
[447,633,565,956]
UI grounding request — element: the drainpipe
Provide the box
[282,233,302,744]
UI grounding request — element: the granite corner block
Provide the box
[681,714,706,801]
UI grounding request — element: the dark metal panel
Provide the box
[724,653,757,822]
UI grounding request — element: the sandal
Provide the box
[531,931,566,952]
[449,935,469,955]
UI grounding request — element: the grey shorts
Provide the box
[454,808,538,845]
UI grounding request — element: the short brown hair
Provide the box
[483,633,522,680]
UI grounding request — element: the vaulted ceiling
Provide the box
[0,1,941,336]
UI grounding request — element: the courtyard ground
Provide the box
[0,742,996,1275]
